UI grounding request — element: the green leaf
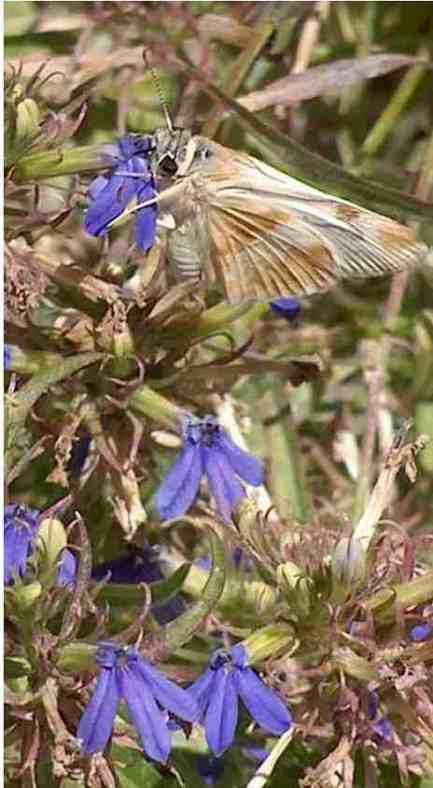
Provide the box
[5,2,37,36]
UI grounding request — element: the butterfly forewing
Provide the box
[164,137,427,303]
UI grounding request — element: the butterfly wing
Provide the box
[193,146,427,303]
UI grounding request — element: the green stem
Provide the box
[261,381,312,523]
[143,528,226,657]
[361,64,427,158]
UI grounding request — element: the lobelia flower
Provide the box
[4,504,77,587]
[4,504,40,585]
[409,622,433,642]
[92,547,185,624]
[188,644,292,757]
[77,642,198,763]
[156,415,264,522]
[270,297,301,322]
[367,691,394,742]
[196,755,225,785]
[84,135,157,251]
[57,548,78,587]
[4,344,12,370]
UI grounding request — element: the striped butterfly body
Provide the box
[149,128,427,304]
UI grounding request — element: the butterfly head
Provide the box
[152,128,215,181]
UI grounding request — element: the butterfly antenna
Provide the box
[142,49,174,134]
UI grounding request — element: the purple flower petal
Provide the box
[88,175,109,200]
[4,505,40,585]
[135,198,157,252]
[77,667,120,754]
[243,747,269,764]
[409,623,433,642]
[205,669,238,757]
[235,667,292,736]
[188,667,217,718]
[367,690,379,720]
[217,433,264,487]
[119,663,171,764]
[4,344,12,370]
[156,442,203,521]
[85,173,138,236]
[133,657,199,723]
[270,298,301,321]
[57,548,77,587]
[118,135,153,160]
[373,717,394,742]
[92,548,163,585]
[230,644,249,670]
[196,755,224,785]
[203,447,246,521]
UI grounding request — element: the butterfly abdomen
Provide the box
[167,217,208,282]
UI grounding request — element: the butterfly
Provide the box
[115,126,428,304]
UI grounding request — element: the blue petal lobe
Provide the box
[205,669,238,757]
[135,659,199,722]
[119,664,171,763]
[410,623,433,642]
[270,297,301,321]
[136,204,157,252]
[85,173,138,236]
[88,175,109,200]
[77,668,120,754]
[5,526,31,584]
[373,717,394,741]
[135,180,157,251]
[188,667,217,718]
[203,447,245,521]
[57,548,77,587]
[218,433,264,486]
[156,442,203,520]
[235,668,292,735]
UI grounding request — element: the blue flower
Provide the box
[367,691,394,742]
[196,755,225,785]
[4,504,77,588]
[270,298,301,322]
[409,622,433,642]
[4,344,12,370]
[77,643,199,763]
[85,135,157,252]
[57,549,77,587]
[188,644,292,757]
[92,548,185,624]
[156,415,264,522]
[4,504,40,585]
[242,746,269,764]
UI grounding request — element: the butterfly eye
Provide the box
[158,154,178,176]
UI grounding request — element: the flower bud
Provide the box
[5,85,40,165]
[56,642,98,673]
[242,624,296,665]
[36,518,67,588]
[331,536,367,602]
[13,144,112,182]
[128,385,186,430]
[6,581,42,613]
[277,560,312,617]
[16,96,40,146]
[244,581,278,618]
